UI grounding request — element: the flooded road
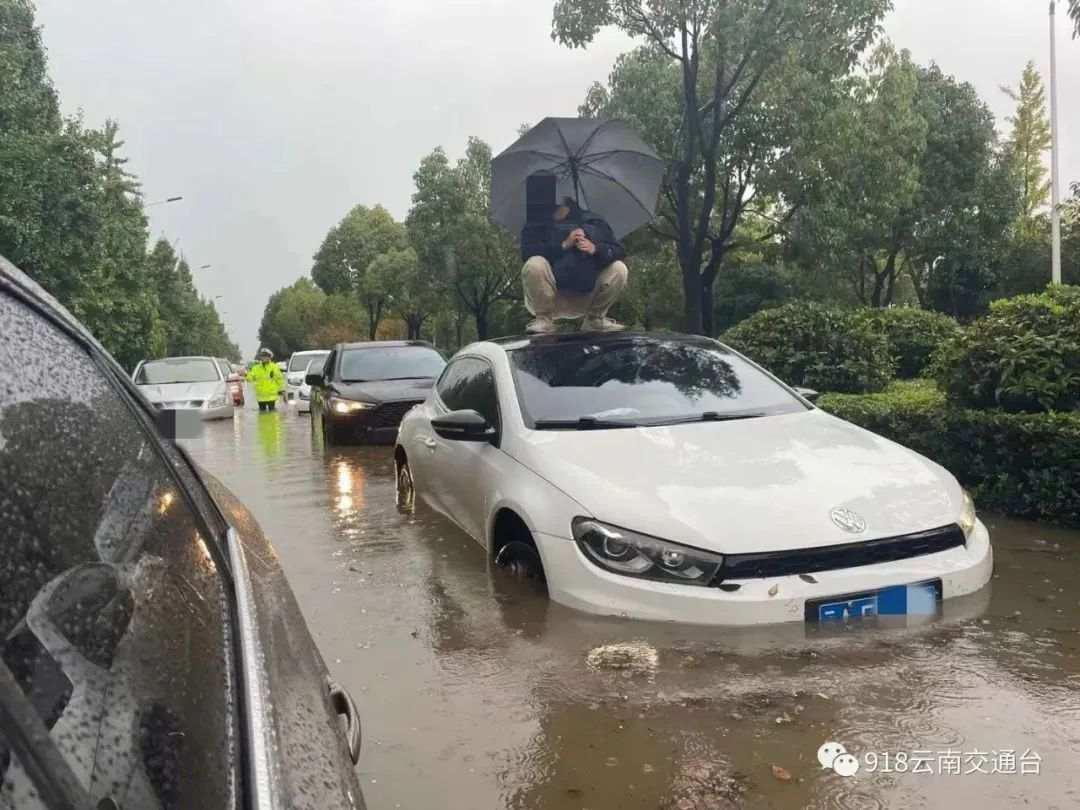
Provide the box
[183,405,1080,810]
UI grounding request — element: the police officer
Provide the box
[246,348,285,412]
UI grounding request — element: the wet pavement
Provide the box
[182,404,1080,810]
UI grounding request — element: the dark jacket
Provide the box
[520,205,626,294]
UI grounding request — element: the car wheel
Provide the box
[396,455,415,513]
[494,538,545,582]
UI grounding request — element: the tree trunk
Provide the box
[681,262,704,335]
[701,275,716,337]
[474,308,488,340]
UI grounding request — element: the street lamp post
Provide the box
[1050,1,1062,284]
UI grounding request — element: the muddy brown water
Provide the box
[182,406,1080,810]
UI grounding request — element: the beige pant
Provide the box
[521,256,629,320]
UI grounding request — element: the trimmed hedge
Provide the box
[820,380,1080,526]
[722,302,895,393]
[857,307,961,379]
[931,285,1080,413]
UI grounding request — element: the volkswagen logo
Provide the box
[830,507,867,534]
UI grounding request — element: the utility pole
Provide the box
[1050,1,1062,284]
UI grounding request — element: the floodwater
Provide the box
[182,405,1080,810]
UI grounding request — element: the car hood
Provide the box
[509,409,963,554]
[333,378,434,402]
[137,381,222,402]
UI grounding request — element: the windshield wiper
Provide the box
[378,376,432,381]
[340,378,370,383]
[534,417,641,430]
[652,410,767,426]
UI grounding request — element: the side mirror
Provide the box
[794,386,820,403]
[432,410,496,443]
[305,371,325,387]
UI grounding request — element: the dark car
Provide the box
[308,341,446,445]
[0,255,365,810]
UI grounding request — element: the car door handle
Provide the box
[328,681,362,764]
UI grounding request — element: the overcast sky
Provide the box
[34,0,1079,357]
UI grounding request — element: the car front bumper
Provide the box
[151,401,234,420]
[533,519,993,626]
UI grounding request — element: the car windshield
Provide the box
[339,346,445,382]
[509,338,807,428]
[135,358,220,385]
[289,351,329,372]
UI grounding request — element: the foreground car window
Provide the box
[136,357,221,385]
[437,358,500,428]
[0,292,238,808]
[509,337,807,426]
[339,346,445,382]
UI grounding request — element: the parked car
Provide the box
[0,255,365,809]
[132,355,235,419]
[295,357,325,414]
[309,341,446,445]
[285,349,330,405]
[394,332,993,626]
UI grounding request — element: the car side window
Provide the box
[323,350,337,382]
[438,357,500,429]
[216,358,231,378]
[0,290,238,809]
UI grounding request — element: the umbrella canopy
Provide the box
[491,117,665,240]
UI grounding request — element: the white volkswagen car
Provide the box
[394,333,993,626]
[132,356,235,419]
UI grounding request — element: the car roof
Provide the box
[290,349,330,355]
[143,355,218,362]
[484,330,718,352]
[334,340,436,350]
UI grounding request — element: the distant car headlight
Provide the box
[330,396,376,415]
[206,393,228,408]
[958,490,977,540]
[572,518,724,586]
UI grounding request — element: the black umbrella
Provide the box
[490,117,665,240]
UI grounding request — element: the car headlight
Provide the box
[958,490,977,540]
[330,396,376,415]
[572,518,724,586]
[206,394,227,408]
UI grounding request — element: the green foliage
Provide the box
[556,0,890,334]
[721,301,895,393]
[713,263,797,333]
[1001,61,1052,235]
[0,1,236,369]
[820,380,1080,526]
[406,137,517,340]
[931,286,1080,413]
[311,204,407,296]
[857,306,960,378]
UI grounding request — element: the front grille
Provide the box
[713,524,966,583]
[370,400,422,428]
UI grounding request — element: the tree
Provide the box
[359,251,396,340]
[257,277,326,357]
[311,204,407,296]
[791,45,927,307]
[407,137,517,340]
[386,247,439,339]
[553,0,889,334]
[1001,61,1052,234]
[1068,0,1079,38]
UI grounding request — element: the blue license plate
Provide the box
[806,579,943,622]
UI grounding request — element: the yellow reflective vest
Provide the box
[246,361,284,403]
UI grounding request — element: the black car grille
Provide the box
[371,400,422,428]
[712,524,966,583]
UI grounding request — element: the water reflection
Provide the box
[183,410,1080,810]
